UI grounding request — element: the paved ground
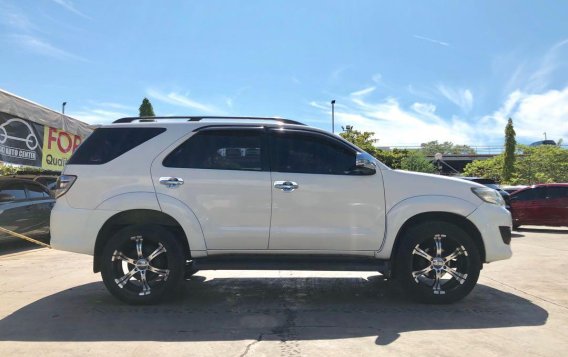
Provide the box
[0,226,567,356]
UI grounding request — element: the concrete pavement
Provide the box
[0,226,567,356]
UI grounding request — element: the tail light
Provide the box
[55,175,77,198]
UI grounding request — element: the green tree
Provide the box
[139,97,155,117]
[420,140,475,155]
[0,163,19,176]
[340,125,378,156]
[514,145,568,184]
[463,145,568,184]
[502,118,516,181]
[400,151,437,173]
[375,148,410,169]
[462,155,504,182]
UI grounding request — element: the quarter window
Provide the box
[270,130,356,175]
[163,129,264,171]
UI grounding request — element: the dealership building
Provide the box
[0,89,93,171]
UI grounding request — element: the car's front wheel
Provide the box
[394,221,481,304]
[100,225,185,304]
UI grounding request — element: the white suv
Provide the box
[50,116,512,304]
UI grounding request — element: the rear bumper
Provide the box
[467,203,513,262]
[50,197,116,255]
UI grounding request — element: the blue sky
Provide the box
[1,0,567,146]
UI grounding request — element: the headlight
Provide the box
[471,187,505,206]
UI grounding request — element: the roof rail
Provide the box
[113,116,305,125]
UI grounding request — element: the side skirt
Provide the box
[191,254,391,274]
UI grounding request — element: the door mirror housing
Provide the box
[348,153,377,176]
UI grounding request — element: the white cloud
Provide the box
[147,89,221,114]
[350,86,376,97]
[3,34,85,61]
[413,35,450,47]
[481,87,568,143]
[437,85,474,113]
[52,0,90,19]
[311,96,474,146]
[310,83,568,147]
[69,108,131,125]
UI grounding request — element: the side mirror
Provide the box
[0,193,16,203]
[349,158,376,176]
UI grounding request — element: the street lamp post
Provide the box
[331,100,336,133]
[62,102,67,114]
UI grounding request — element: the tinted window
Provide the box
[271,130,356,175]
[546,187,568,199]
[26,184,50,199]
[68,127,166,165]
[0,183,27,201]
[514,188,545,201]
[163,129,263,171]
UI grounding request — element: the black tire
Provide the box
[100,224,185,304]
[394,221,481,304]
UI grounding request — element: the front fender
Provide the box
[376,195,479,259]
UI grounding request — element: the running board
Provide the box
[191,254,390,273]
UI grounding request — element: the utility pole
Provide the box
[543,132,547,140]
[62,102,67,114]
[331,100,336,133]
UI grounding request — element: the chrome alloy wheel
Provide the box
[111,236,170,296]
[411,234,470,295]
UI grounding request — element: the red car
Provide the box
[510,183,568,229]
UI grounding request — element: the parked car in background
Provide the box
[459,177,511,210]
[0,177,54,243]
[529,140,556,146]
[510,183,568,229]
[11,175,59,192]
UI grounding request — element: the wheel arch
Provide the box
[93,209,191,273]
[390,212,486,267]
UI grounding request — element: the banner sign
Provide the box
[0,112,84,171]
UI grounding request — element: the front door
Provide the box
[152,127,271,250]
[268,129,386,251]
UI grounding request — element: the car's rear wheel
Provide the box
[101,225,184,304]
[394,221,481,304]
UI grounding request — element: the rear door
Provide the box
[268,129,386,251]
[152,127,272,250]
[544,186,568,226]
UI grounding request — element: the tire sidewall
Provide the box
[395,221,481,304]
[100,224,185,304]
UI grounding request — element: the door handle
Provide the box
[159,177,184,188]
[274,180,299,192]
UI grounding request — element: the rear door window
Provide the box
[68,127,166,165]
[546,187,568,199]
[163,129,265,171]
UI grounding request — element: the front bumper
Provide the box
[467,203,513,262]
